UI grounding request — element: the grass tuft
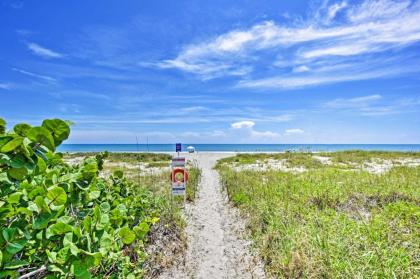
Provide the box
[217,151,420,278]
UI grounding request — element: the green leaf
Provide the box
[0,250,2,266]
[113,170,123,178]
[7,192,23,204]
[0,118,6,134]
[6,240,26,255]
[72,260,92,279]
[7,167,28,180]
[133,221,150,239]
[36,156,47,174]
[10,155,26,168]
[99,231,113,249]
[27,201,40,213]
[27,126,55,151]
[42,119,70,146]
[56,247,70,264]
[88,190,101,200]
[83,216,92,233]
[2,228,16,242]
[81,251,102,267]
[57,215,73,224]
[34,196,51,213]
[0,135,13,148]
[46,250,57,263]
[47,186,67,206]
[13,123,31,137]
[119,227,136,245]
[0,137,23,152]
[3,260,29,270]
[100,202,110,213]
[33,212,54,229]
[96,214,109,230]
[46,222,73,239]
[48,264,65,275]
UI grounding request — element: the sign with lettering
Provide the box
[176,143,181,152]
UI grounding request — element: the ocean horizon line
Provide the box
[58,143,420,152]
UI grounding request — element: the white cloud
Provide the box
[347,0,411,23]
[230,120,281,141]
[155,0,420,87]
[12,68,57,82]
[237,65,416,89]
[284,128,304,135]
[293,65,310,73]
[231,120,255,129]
[27,43,63,58]
[323,94,420,116]
[0,83,12,90]
[327,1,348,22]
[325,94,382,108]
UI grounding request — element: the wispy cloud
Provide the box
[155,0,420,88]
[323,94,420,116]
[231,120,255,129]
[284,128,304,135]
[0,83,12,90]
[324,94,382,108]
[12,68,57,82]
[27,43,63,58]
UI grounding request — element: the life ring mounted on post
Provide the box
[171,168,189,183]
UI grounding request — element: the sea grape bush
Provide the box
[0,118,162,278]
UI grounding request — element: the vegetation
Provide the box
[319,150,420,164]
[186,164,201,202]
[217,151,420,167]
[217,152,420,278]
[0,119,193,278]
[64,153,201,202]
[65,153,172,165]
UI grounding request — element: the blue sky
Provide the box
[1,0,419,144]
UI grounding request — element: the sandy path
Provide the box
[159,153,265,279]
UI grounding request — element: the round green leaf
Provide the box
[46,222,73,239]
[42,119,70,146]
[33,212,55,229]
[72,260,92,279]
[0,137,23,153]
[119,227,136,245]
[7,167,28,180]
[36,156,47,173]
[47,186,67,206]
[27,126,55,151]
[6,241,25,255]
[13,123,31,137]
[100,202,110,213]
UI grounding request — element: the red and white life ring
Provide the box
[171,168,189,183]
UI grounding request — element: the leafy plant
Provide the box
[0,119,163,278]
[0,119,5,135]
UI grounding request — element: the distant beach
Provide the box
[59,144,420,153]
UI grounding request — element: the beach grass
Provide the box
[63,152,201,201]
[64,152,172,164]
[216,151,420,278]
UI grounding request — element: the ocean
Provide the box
[58,144,420,153]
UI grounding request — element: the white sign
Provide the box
[172,182,185,195]
[171,157,186,167]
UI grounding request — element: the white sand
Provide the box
[159,152,266,279]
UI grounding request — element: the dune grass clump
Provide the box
[217,152,420,278]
